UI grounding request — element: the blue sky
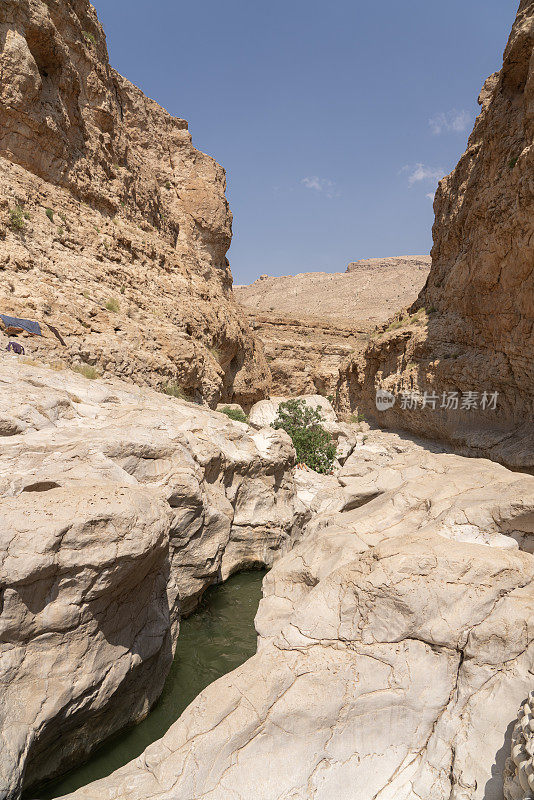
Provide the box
[92,0,518,284]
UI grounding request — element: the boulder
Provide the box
[0,355,299,798]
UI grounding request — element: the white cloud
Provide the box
[426,192,436,201]
[301,176,339,199]
[429,109,471,135]
[401,163,444,186]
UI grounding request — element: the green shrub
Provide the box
[219,406,248,424]
[45,207,54,222]
[83,31,96,46]
[9,206,26,231]
[509,156,518,169]
[350,411,366,424]
[165,181,172,190]
[272,399,336,474]
[105,298,120,313]
[73,363,99,380]
[163,382,187,400]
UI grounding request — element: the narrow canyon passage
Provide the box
[33,570,266,800]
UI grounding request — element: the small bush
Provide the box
[165,181,172,190]
[45,207,54,222]
[509,156,518,169]
[105,298,120,313]
[9,206,26,231]
[73,363,100,380]
[83,31,96,46]
[209,346,222,363]
[272,399,336,474]
[57,226,64,237]
[163,382,187,400]
[350,412,366,424]
[219,406,248,424]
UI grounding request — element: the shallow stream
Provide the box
[36,569,266,799]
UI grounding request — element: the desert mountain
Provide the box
[236,256,430,396]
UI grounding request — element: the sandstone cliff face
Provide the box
[236,258,429,397]
[340,1,534,469]
[0,0,269,406]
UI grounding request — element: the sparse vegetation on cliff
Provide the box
[163,382,188,400]
[105,298,120,313]
[73,363,100,380]
[9,206,29,231]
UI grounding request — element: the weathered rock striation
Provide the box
[340,2,534,469]
[236,259,429,398]
[504,691,534,799]
[0,0,269,406]
[0,354,299,799]
[55,427,534,800]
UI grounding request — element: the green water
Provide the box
[36,569,266,799]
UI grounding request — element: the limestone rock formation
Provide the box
[0,0,269,407]
[504,691,534,800]
[55,428,534,800]
[345,255,431,275]
[235,258,429,397]
[340,1,534,469]
[0,353,298,798]
[236,258,430,324]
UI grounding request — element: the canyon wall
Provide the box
[236,258,429,397]
[0,0,269,406]
[340,1,534,469]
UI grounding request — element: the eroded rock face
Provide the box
[235,259,429,398]
[340,2,534,469]
[0,355,299,798]
[0,0,269,406]
[56,429,534,800]
[504,691,534,799]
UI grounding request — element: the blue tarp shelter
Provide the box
[0,315,42,336]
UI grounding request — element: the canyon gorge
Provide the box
[0,1,533,800]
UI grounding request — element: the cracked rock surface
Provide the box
[0,354,304,798]
[56,428,534,800]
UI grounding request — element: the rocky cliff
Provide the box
[0,0,269,407]
[340,1,534,469]
[236,258,429,397]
